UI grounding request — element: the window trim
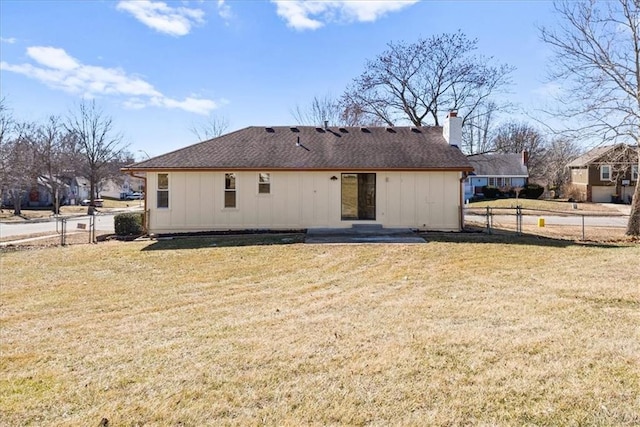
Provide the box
[258,172,271,195]
[157,173,169,209]
[600,165,611,181]
[224,172,237,209]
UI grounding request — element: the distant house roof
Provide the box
[566,143,638,168]
[467,153,528,177]
[123,126,472,172]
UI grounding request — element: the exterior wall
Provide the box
[146,170,463,233]
[570,168,589,185]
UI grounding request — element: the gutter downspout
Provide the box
[459,172,469,231]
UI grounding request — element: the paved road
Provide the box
[465,213,629,227]
[0,213,116,239]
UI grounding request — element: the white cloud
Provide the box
[271,0,419,31]
[217,0,232,21]
[116,0,205,36]
[0,46,218,115]
[1,37,17,44]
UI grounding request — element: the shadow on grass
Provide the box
[421,225,633,249]
[138,226,636,251]
[141,232,306,251]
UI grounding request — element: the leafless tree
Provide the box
[492,121,548,182]
[540,0,640,235]
[291,94,342,127]
[341,31,514,128]
[190,114,229,141]
[35,116,78,214]
[540,137,582,196]
[0,121,39,215]
[462,101,500,154]
[66,100,127,208]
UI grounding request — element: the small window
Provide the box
[258,173,271,194]
[632,165,638,181]
[601,165,611,181]
[225,173,236,208]
[488,177,496,187]
[157,173,169,208]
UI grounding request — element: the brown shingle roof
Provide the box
[123,126,472,171]
[467,153,528,177]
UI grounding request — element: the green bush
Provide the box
[482,186,500,199]
[114,212,144,236]
[521,183,545,200]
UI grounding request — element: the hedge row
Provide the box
[482,184,544,200]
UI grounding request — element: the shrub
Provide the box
[482,186,500,199]
[520,183,545,199]
[562,184,585,202]
[114,212,144,236]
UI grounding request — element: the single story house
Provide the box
[123,113,473,234]
[567,143,638,203]
[464,152,529,201]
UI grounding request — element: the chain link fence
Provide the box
[464,206,630,241]
[55,213,114,246]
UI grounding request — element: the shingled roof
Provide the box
[123,126,472,172]
[467,153,528,177]
[566,143,638,168]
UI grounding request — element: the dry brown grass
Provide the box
[467,198,625,213]
[1,238,639,426]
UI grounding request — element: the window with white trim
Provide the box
[632,164,638,181]
[225,173,236,208]
[258,173,271,194]
[157,173,169,208]
[600,165,611,181]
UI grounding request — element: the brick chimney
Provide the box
[443,111,462,147]
[522,150,529,166]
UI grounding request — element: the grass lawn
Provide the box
[0,199,143,222]
[1,237,639,426]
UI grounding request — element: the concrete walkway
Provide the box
[305,224,425,244]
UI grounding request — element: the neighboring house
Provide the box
[567,143,638,203]
[123,113,473,234]
[464,152,529,201]
[1,175,70,208]
[69,176,90,205]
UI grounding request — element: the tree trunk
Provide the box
[12,195,21,216]
[626,157,640,236]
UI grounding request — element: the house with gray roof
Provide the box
[464,152,529,201]
[123,113,472,234]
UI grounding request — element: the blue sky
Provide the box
[1,0,560,159]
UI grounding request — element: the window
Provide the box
[157,173,169,208]
[225,173,236,208]
[258,173,271,194]
[600,165,611,181]
[632,164,638,181]
[488,177,496,187]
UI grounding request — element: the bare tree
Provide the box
[0,121,39,215]
[341,31,514,128]
[66,100,127,209]
[190,115,229,141]
[35,116,78,214]
[291,94,342,126]
[540,0,640,235]
[462,101,499,154]
[541,137,582,196]
[492,121,548,182]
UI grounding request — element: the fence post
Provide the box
[581,215,585,241]
[516,206,522,235]
[89,215,95,244]
[60,218,67,246]
[485,206,492,234]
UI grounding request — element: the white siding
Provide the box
[147,170,463,233]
